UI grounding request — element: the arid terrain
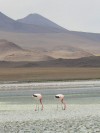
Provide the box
[0,12,100,61]
[0,67,100,82]
[0,38,94,61]
[0,2,100,133]
[0,32,100,59]
[0,12,100,82]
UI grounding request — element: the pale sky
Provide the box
[0,0,100,33]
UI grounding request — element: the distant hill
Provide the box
[0,39,23,60]
[0,39,23,54]
[17,13,67,30]
[21,56,100,67]
[0,39,54,61]
[0,56,100,68]
[0,12,67,33]
[47,45,93,59]
[0,31,100,55]
[0,39,93,61]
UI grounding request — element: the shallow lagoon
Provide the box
[0,80,100,132]
[0,80,100,105]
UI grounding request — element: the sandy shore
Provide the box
[0,104,100,133]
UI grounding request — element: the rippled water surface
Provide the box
[0,80,100,105]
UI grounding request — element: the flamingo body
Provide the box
[33,94,42,99]
[55,94,64,99]
[32,94,43,111]
[55,94,66,110]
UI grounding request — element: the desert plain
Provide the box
[0,67,100,82]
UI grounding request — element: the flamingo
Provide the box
[55,94,66,110]
[32,94,43,111]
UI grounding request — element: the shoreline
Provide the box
[0,80,100,132]
[0,79,100,91]
[0,78,100,84]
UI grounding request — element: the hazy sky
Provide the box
[0,0,100,33]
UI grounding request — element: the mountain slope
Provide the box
[0,12,67,33]
[47,45,93,59]
[0,39,23,54]
[0,39,54,61]
[0,39,93,61]
[0,39,23,60]
[17,13,67,30]
[0,12,100,57]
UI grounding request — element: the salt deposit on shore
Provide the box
[0,80,100,90]
[0,80,100,132]
[0,104,100,133]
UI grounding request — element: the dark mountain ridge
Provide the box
[0,56,100,68]
[0,12,67,33]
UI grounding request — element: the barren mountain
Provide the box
[0,12,100,59]
[22,56,100,67]
[0,39,23,60]
[0,56,100,68]
[47,46,93,59]
[17,13,67,30]
[0,39,93,61]
[0,39,54,61]
[0,12,67,33]
[0,39,23,54]
[0,31,99,55]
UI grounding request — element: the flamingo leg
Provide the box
[38,100,39,111]
[61,99,66,110]
[40,99,43,110]
[61,102,64,110]
[35,98,38,111]
[57,103,58,110]
[35,104,37,111]
[57,99,62,110]
[61,99,64,110]
[60,100,63,110]
[56,99,59,110]
[56,100,58,110]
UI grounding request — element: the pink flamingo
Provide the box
[32,94,43,111]
[55,94,66,110]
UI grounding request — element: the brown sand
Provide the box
[0,67,100,82]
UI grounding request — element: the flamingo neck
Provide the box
[40,99,43,110]
[61,99,66,110]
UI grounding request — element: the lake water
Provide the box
[0,80,100,106]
